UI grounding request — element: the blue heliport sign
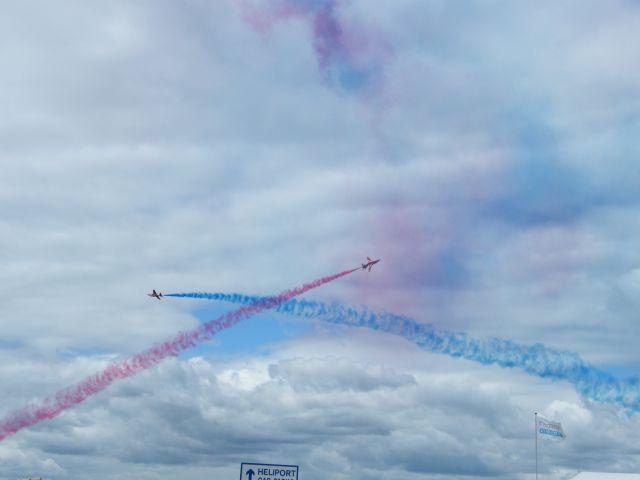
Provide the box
[240,462,299,480]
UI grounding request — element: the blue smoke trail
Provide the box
[166,292,640,411]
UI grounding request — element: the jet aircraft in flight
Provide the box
[361,257,381,272]
[147,289,163,300]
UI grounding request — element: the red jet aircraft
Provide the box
[147,289,163,300]
[361,256,381,272]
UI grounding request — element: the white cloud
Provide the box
[4,340,639,479]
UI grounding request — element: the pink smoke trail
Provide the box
[0,267,359,442]
[241,0,392,95]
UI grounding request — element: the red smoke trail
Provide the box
[0,267,359,442]
[241,0,392,95]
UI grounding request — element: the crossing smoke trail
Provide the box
[0,268,359,442]
[167,292,640,412]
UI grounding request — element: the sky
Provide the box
[0,0,639,478]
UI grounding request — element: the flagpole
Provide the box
[535,411,538,480]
